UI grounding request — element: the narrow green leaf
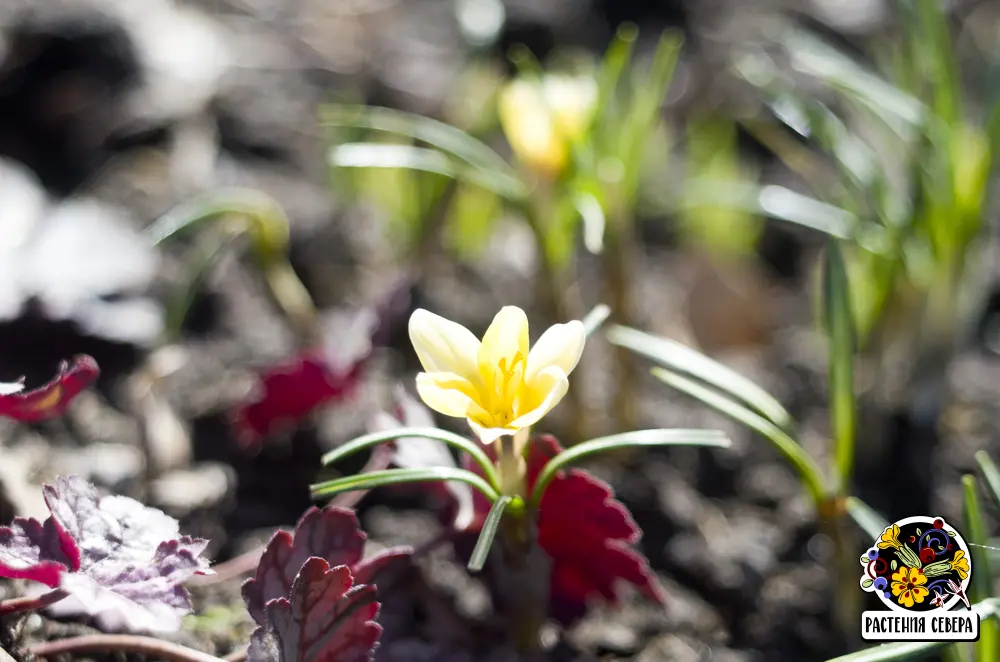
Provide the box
[321,427,500,493]
[329,143,525,201]
[595,22,638,118]
[581,304,612,337]
[468,496,513,572]
[145,189,290,260]
[823,240,857,493]
[845,496,889,542]
[975,451,1000,512]
[311,467,499,503]
[320,104,514,176]
[675,180,857,240]
[530,428,731,507]
[164,230,238,342]
[650,367,827,504]
[608,325,794,430]
[962,475,998,662]
[912,0,960,127]
[575,190,606,254]
[780,24,924,137]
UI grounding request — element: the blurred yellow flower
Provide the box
[498,75,598,177]
[878,524,902,549]
[408,306,585,444]
[891,566,928,608]
[950,550,970,580]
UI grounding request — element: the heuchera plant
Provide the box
[0,355,99,422]
[0,475,213,632]
[313,305,731,651]
[244,506,411,662]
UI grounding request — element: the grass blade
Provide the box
[329,143,525,200]
[845,496,889,542]
[581,304,612,337]
[608,325,794,430]
[962,475,998,662]
[311,467,499,503]
[529,428,731,506]
[320,104,514,175]
[321,427,500,493]
[467,495,514,572]
[823,240,857,493]
[145,189,289,256]
[651,367,826,504]
[975,451,1000,512]
[164,230,239,342]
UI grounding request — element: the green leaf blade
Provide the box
[529,428,730,507]
[650,367,826,504]
[468,496,514,572]
[607,325,794,431]
[310,467,499,503]
[320,427,501,493]
[824,239,857,493]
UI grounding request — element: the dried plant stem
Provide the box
[29,635,227,662]
[604,216,639,432]
[0,589,68,617]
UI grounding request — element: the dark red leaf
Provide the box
[242,506,412,626]
[231,353,364,449]
[230,280,413,451]
[0,355,99,422]
[462,435,666,626]
[247,558,381,662]
[0,476,212,632]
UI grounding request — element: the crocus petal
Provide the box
[525,320,586,383]
[408,309,481,384]
[0,381,24,396]
[468,419,515,446]
[509,366,569,430]
[478,306,530,375]
[415,372,476,418]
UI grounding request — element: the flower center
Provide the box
[491,352,526,425]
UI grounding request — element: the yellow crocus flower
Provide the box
[878,524,902,549]
[408,306,585,444]
[498,75,598,177]
[950,550,970,580]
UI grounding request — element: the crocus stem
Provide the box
[603,214,639,432]
[29,635,227,662]
[0,589,69,617]
[498,432,528,498]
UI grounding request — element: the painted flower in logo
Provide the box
[891,566,929,608]
[949,550,970,580]
[878,524,902,549]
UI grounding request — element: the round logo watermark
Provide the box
[859,516,978,642]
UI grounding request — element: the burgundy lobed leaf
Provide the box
[231,279,413,451]
[247,557,382,662]
[462,435,667,627]
[242,506,412,626]
[0,476,212,633]
[0,355,99,422]
[231,352,364,449]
